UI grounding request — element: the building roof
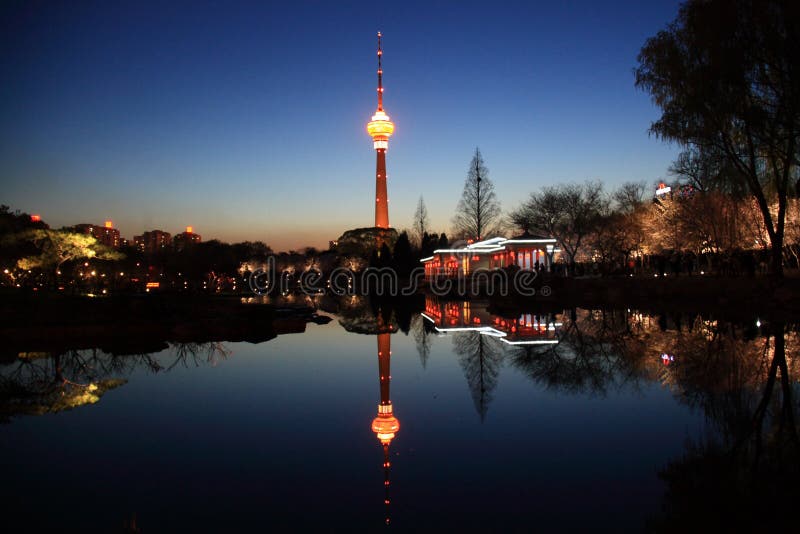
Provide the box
[421,235,558,262]
[509,231,551,241]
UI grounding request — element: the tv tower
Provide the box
[366,32,395,229]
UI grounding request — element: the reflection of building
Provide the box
[370,312,399,525]
[133,229,172,254]
[420,234,560,279]
[74,221,121,248]
[366,32,395,229]
[173,226,201,251]
[421,296,560,345]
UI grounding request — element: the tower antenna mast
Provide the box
[377,31,383,111]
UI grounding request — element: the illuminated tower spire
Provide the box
[366,32,395,229]
[370,312,399,525]
[377,32,384,111]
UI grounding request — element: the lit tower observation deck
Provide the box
[366,32,395,229]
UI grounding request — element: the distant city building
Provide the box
[74,221,121,248]
[133,230,172,254]
[173,226,201,251]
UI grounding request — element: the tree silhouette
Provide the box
[392,231,414,276]
[635,0,800,276]
[413,196,429,248]
[509,182,605,274]
[452,148,502,241]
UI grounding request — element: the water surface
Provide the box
[2,298,797,531]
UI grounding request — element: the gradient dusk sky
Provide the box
[1,0,682,251]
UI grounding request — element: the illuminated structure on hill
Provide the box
[370,312,399,525]
[366,32,395,229]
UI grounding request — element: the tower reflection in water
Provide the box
[370,313,399,526]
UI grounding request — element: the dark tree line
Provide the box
[635,0,800,277]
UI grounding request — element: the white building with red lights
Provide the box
[420,233,560,279]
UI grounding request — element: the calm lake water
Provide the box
[2,296,797,531]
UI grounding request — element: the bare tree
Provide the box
[452,148,502,241]
[669,146,748,198]
[613,181,648,213]
[413,196,429,248]
[509,181,606,274]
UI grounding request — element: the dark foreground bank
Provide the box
[0,293,328,361]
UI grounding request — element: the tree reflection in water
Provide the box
[411,314,434,369]
[508,308,647,395]
[651,320,799,531]
[453,331,504,421]
[0,342,230,422]
[503,306,799,529]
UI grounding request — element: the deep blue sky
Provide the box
[1,0,681,250]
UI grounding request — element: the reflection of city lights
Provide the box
[756,319,761,328]
[661,353,675,365]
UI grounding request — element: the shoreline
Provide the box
[0,293,323,361]
[486,275,800,320]
[2,276,798,358]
